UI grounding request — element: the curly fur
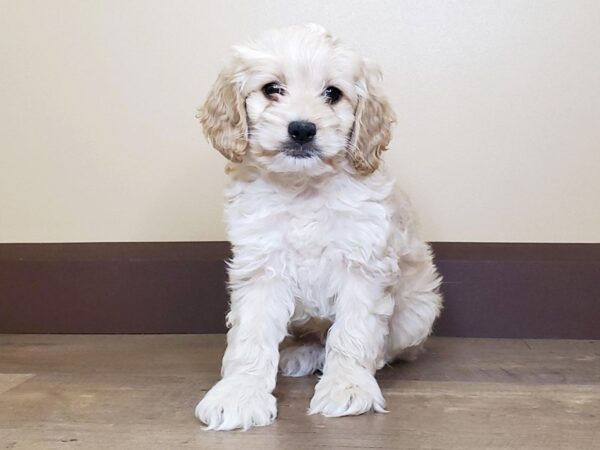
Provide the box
[195,24,442,431]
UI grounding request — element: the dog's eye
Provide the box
[262,82,285,99]
[323,86,342,105]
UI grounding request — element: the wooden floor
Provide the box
[0,335,599,450]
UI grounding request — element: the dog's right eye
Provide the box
[262,82,285,99]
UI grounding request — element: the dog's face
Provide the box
[199,24,395,176]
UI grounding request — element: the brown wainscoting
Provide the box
[0,242,599,338]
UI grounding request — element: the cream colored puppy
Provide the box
[195,24,442,431]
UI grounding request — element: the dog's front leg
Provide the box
[309,272,393,417]
[195,276,294,430]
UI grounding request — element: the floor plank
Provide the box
[0,335,599,449]
[0,374,34,395]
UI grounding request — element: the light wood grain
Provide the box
[0,335,599,449]
[0,374,34,395]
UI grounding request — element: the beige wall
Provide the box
[1,0,599,243]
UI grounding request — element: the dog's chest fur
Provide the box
[225,169,397,321]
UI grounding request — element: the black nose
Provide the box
[288,121,317,144]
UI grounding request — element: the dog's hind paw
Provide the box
[279,342,325,377]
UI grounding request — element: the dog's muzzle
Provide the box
[282,142,320,159]
[284,121,319,158]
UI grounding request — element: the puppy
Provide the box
[195,24,442,431]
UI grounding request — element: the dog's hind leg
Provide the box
[386,256,442,363]
[279,318,330,377]
[279,341,325,377]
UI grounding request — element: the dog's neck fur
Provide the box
[225,158,377,197]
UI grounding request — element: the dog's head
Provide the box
[199,24,395,176]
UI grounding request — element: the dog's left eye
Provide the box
[262,82,285,99]
[323,86,342,104]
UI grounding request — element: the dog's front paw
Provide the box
[308,371,386,417]
[195,376,277,430]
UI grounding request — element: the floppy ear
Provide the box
[348,61,396,174]
[197,63,248,162]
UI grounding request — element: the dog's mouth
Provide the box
[281,141,320,159]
